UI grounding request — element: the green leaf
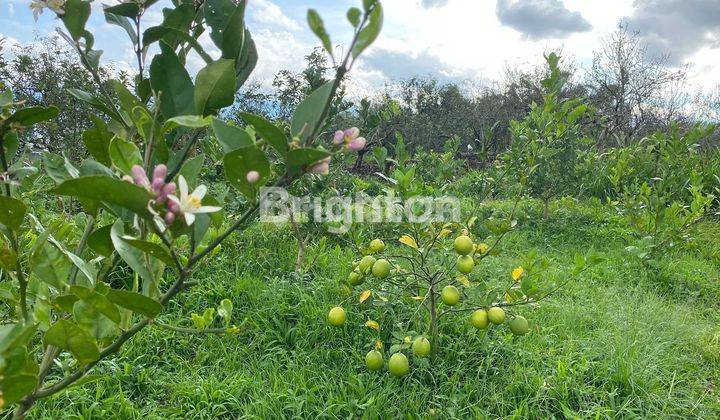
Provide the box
[82,116,113,167]
[105,289,163,318]
[143,26,213,63]
[0,323,38,353]
[285,148,331,175]
[211,118,253,154]
[0,196,26,231]
[307,9,333,57]
[352,3,383,58]
[142,4,195,50]
[0,374,37,405]
[6,106,59,127]
[73,300,117,341]
[235,29,257,89]
[290,81,333,142]
[44,319,100,365]
[205,0,247,59]
[109,137,143,175]
[61,0,91,41]
[70,285,121,324]
[223,146,270,201]
[2,130,19,157]
[87,225,114,258]
[120,238,175,267]
[163,115,212,132]
[104,6,138,44]
[347,7,362,27]
[68,88,124,123]
[178,154,205,186]
[217,298,233,325]
[51,176,153,219]
[195,59,237,116]
[239,112,288,156]
[104,2,140,18]
[150,43,195,119]
[31,238,71,289]
[110,220,156,287]
[43,153,79,184]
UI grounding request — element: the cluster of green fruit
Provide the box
[346,238,391,287]
[446,235,530,336]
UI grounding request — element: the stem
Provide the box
[165,129,204,182]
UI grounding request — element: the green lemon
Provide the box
[347,270,364,286]
[371,259,391,279]
[388,352,410,377]
[358,255,376,274]
[369,239,385,253]
[327,306,346,326]
[454,235,474,255]
[470,309,489,329]
[456,255,475,274]
[508,315,529,335]
[412,337,431,357]
[365,350,384,371]
[487,307,505,325]
[441,285,460,306]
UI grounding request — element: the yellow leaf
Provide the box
[437,228,452,238]
[399,235,418,250]
[365,320,380,331]
[411,295,425,301]
[374,340,383,349]
[457,275,471,286]
[512,266,524,282]
[477,242,489,254]
[505,291,516,302]
[359,289,372,303]
[404,336,412,344]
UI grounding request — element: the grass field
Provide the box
[27,199,720,419]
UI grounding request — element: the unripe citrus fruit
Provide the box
[441,285,460,306]
[327,306,346,326]
[456,255,475,274]
[487,306,505,325]
[347,270,364,286]
[371,259,391,278]
[365,350,384,371]
[454,235,474,255]
[470,309,489,329]
[388,352,410,376]
[509,315,529,335]
[358,255,376,274]
[369,239,385,253]
[412,337,431,357]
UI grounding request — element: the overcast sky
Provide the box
[2,0,719,97]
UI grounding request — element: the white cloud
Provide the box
[252,0,301,31]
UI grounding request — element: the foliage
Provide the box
[0,1,383,417]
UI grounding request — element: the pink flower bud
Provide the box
[246,170,260,184]
[344,127,360,140]
[152,178,165,195]
[308,157,331,175]
[347,137,366,152]
[131,165,149,187]
[164,212,176,225]
[163,182,177,196]
[168,200,181,213]
[333,130,344,144]
[152,164,167,182]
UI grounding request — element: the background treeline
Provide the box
[1,24,718,204]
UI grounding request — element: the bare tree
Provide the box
[586,23,686,145]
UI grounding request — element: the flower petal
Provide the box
[192,184,207,200]
[184,212,195,226]
[178,175,188,199]
[195,206,222,213]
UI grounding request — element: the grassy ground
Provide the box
[23,199,720,419]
